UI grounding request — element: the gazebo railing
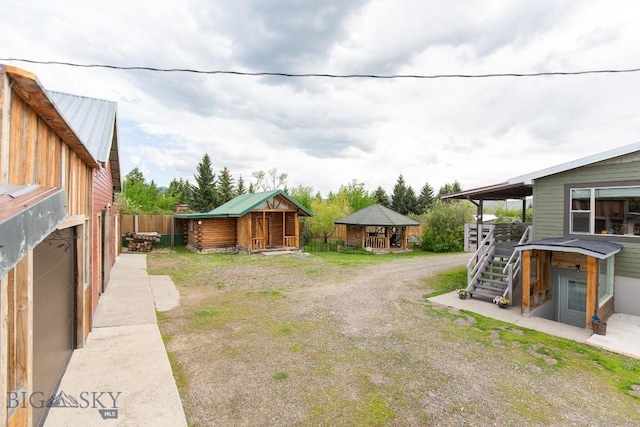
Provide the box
[364,235,387,249]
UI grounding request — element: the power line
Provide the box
[2,57,640,79]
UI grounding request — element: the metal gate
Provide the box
[33,227,76,426]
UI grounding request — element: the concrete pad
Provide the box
[44,324,187,427]
[587,313,640,359]
[149,275,181,312]
[93,260,157,327]
[44,254,188,426]
[429,291,639,358]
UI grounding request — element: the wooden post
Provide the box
[170,216,175,246]
[586,256,598,328]
[294,213,299,248]
[522,250,531,314]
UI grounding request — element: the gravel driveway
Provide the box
[153,252,640,427]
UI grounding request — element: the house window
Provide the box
[598,257,614,305]
[569,185,640,237]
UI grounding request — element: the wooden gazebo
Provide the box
[335,204,420,252]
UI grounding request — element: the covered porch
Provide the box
[515,238,622,331]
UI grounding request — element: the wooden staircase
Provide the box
[468,255,510,301]
[465,224,533,304]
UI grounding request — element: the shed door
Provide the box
[558,275,586,328]
[33,228,76,426]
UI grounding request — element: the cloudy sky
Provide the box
[2,1,639,196]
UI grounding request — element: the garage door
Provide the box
[33,227,76,426]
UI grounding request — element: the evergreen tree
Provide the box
[405,186,419,215]
[418,182,435,213]
[190,153,218,212]
[373,186,390,207]
[168,178,191,204]
[217,166,235,204]
[391,174,416,215]
[438,181,463,198]
[248,182,256,193]
[236,175,246,196]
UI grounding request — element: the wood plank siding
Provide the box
[533,157,640,279]
[1,66,96,426]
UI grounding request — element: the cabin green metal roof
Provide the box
[174,190,313,219]
[334,204,419,227]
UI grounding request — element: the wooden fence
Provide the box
[121,214,174,235]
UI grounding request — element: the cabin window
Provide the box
[569,185,640,237]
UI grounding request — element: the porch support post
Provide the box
[522,250,531,314]
[294,213,299,248]
[586,256,598,328]
[521,199,527,222]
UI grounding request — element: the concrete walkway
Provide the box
[44,254,187,426]
[429,291,640,359]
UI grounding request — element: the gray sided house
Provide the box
[446,141,640,331]
[175,190,313,253]
[335,204,420,252]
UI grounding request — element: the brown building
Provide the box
[0,65,121,426]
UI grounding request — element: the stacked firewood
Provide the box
[126,232,161,252]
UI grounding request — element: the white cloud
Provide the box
[2,0,640,197]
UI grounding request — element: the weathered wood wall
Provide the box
[0,66,96,426]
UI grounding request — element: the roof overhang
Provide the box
[442,181,532,201]
[1,65,100,168]
[0,184,68,277]
[515,238,622,260]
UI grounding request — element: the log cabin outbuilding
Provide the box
[334,204,420,252]
[175,190,313,253]
[445,141,640,333]
[0,65,119,426]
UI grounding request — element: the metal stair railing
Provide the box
[501,225,533,301]
[466,225,495,291]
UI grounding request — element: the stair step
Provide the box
[474,284,507,294]
[469,290,503,300]
[479,278,508,286]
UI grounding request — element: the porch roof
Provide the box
[515,238,622,260]
[441,181,532,201]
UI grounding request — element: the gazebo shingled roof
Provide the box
[335,204,419,227]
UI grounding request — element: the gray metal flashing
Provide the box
[0,185,68,277]
[515,238,622,260]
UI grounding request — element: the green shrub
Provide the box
[421,200,473,252]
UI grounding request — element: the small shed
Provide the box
[335,204,420,252]
[175,190,313,253]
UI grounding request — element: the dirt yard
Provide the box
[149,251,640,426]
